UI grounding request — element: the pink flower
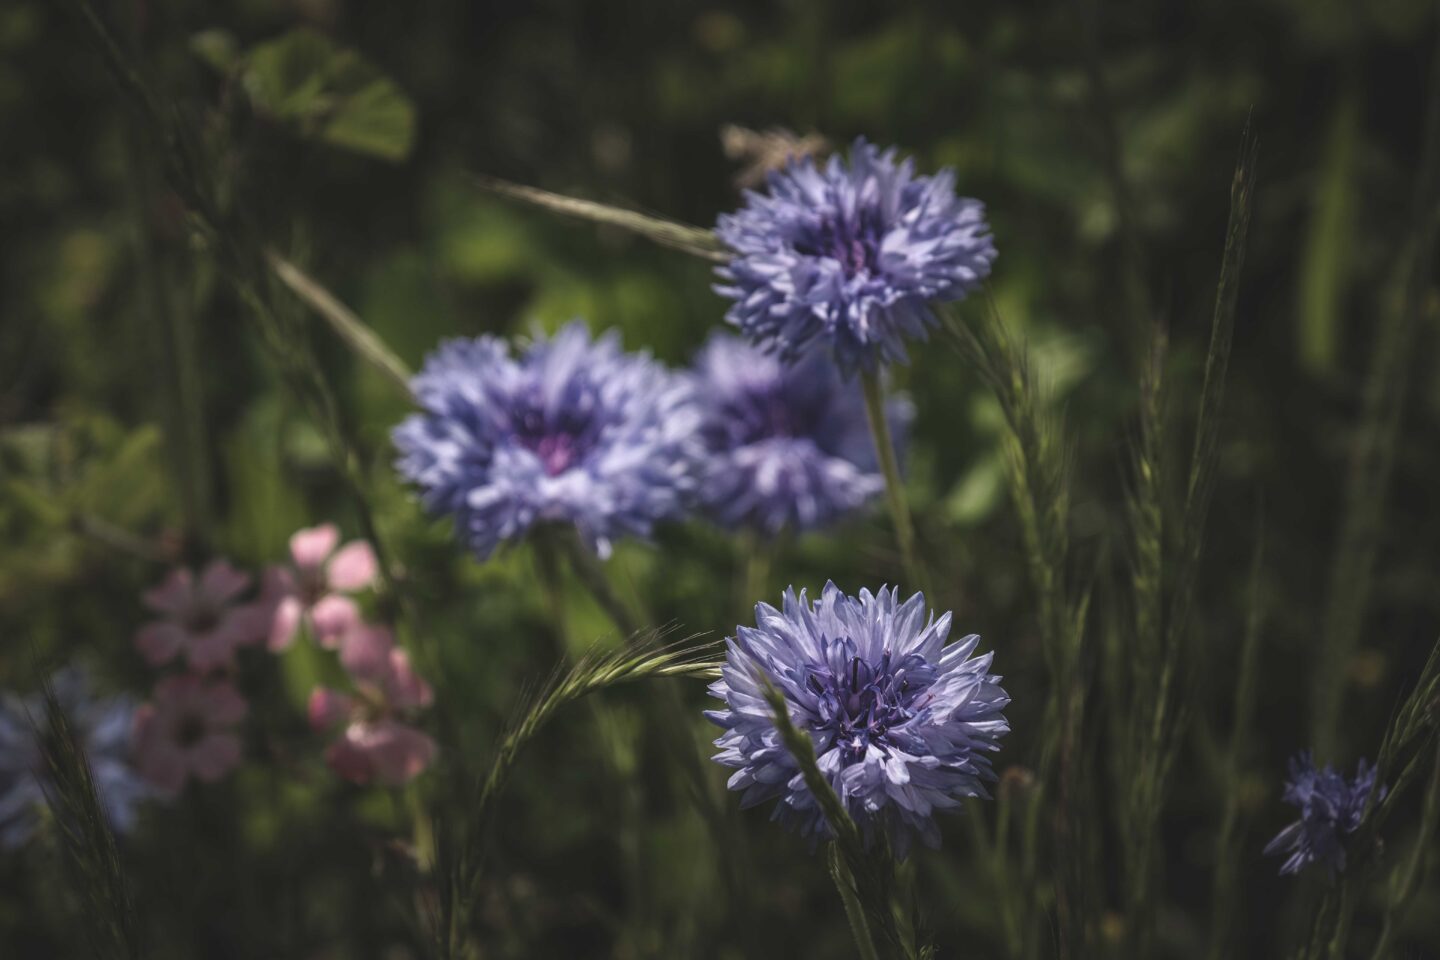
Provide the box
[133,675,247,796]
[308,625,435,786]
[259,524,378,652]
[135,560,262,672]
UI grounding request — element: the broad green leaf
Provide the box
[241,28,416,162]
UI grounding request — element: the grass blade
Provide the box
[470,172,729,262]
[35,681,144,960]
[1311,23,1440,760]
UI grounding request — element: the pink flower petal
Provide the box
[335,721,436,786]
[267,595,304,652]
[135,621,186,667]
[199,559,251,604]
[289,524,339,571]
[326,540,378,592]
[187,630,238,673]
[307,688,356,732]
[339,623,395,681]
[310,595,360,649]
[385,649,434,710]
[188,734,243,782]
[364,721,437,785]
[228,602,271,648]
[324,733,375,784]
[134,705,187,796]
[152,673,200,705]
[200,679,249,725]
[259,565,299,601]
[142,569,194,614]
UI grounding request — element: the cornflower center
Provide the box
[806,647,932,766]
[712,380,826,450]
[797,206,885,278]
[510,397,599,477]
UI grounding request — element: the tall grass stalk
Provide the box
[552,527,758,932]
[1299,633,1440,958]
[1367,739,1440,960]
[759,677,922,960]
[35,681,144,960]
[64,0,407,619]
[860,371,928,596]
[123,118,212,552]
[1311,24,1440,761]
[1118,119,1257,952]
[1118,321,1168,955]
[444,634,720,953]
[1206,512,1267,960]
[940,293,1087,955]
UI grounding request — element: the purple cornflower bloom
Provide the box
[1264,751,1385,876]
[714,138,996,374]
[393,322,703,560]
[706,583,1010,856]
[0,668,149,848]
[692,333,913,536]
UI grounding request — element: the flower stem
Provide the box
[830,844,882,960]
[556,531,643,638]
[860,371,927,595]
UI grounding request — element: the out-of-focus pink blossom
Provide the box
[323,721,436,786]
[134,560,262,672]
[133,674,247,796]
[257,524,379,652]
[308,625,434,786]
[338,624,434,711]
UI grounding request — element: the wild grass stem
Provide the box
[1311,22,1440,761]
[35,681,144,960]
[860,371,928,597]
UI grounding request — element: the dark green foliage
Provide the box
[4,0,1440,957]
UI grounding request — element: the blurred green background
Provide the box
[1,0,1438,957]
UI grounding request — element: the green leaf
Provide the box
[241,28,416,162]
[189,28,240,75]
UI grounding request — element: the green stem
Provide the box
[736,530,773,620]
[830,844,882,960]
[1368,739,1440,960]
[556,530,643,637]
[860,372,927,596]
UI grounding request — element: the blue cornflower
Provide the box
[1264,751,1385,876]
[706,583,1009,856]
[714,138,996,375]
[393,321,703,560]
[692,333,913,536]
[0,668,149,848]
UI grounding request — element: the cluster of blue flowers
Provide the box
[1264,752,1385,876]
[393,323,913,558]
[393,140,997,564]
[391,140,1002,852]
[394,138,1386,866]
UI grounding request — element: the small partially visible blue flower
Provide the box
[1264,751,1385,876]
[393,321,703,560]
[714,138,996,375]
[706,583,1009,856]
[0,668,149,848]
[692,333,913,536]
